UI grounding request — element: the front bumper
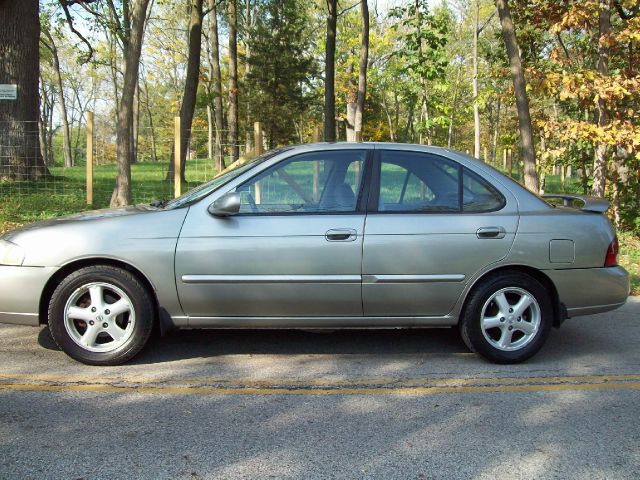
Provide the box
[545,266,630,317]
[0,266,56,326]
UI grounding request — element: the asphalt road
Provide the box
[1,298,640,480]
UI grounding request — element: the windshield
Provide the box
[165,148,290,209]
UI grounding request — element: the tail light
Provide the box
[605,236,619,267]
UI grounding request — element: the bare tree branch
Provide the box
[477,10,496,34]
[338,1,360,17]
[58,0,96,62]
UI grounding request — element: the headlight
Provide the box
[0,239,25,266]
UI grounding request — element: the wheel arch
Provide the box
[38,258,160,326]
[460,265,564,327]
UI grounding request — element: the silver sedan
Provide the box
[0,143,630,365]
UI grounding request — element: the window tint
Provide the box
[378,151,460,212]
[377,150,504,213]
[462,169,505,212]
[236,150,366,214]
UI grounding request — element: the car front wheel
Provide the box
[48,265,154,365]
[460,272,553,364]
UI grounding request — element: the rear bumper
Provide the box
[0,266,56,326]
[545,266,630,317]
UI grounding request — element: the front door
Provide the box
[362,149,519,317]
[176,149,369,321]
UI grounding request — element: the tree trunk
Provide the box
[142,76,157,162]
[244,0,253,153]
[42,29,73,168]
[0,0,50,180]
[208,0,225,171]
[207,104,213,160]
[354,0,369,140]
[346,102,357,141]
[111,0,150,207]
[227,0,240,162]
[167,0,204,183]
[38,78,54,166]
[131,82,140,164]
[538,129,547,194]
[591,0,611,198]
[404,99,416,142]
[46,84,55,166]
[473,0,481,159]
[448,66,462,149]
[492,95,501,163]
[324,0,337,142]
[38,79,51,166]
[495,0,538,192]
[382,92,395,141]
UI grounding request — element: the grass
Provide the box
[619,232,640,296]
[0,160,216,232]
[0,163,638,295]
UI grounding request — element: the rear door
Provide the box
[362,148,518,317]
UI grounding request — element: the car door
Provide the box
[175,149,370,323]
[362,148,518,317]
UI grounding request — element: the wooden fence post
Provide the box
[508,148,513,178]
[86,111,94,205]
[174,116,181,198]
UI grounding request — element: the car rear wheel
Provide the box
[460,272,552,364]
[48,265,154,365]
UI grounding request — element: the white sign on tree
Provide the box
[0,85,18,100]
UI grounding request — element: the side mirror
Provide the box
[208,192,241,217]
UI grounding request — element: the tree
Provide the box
[495,0,539,192]
[246,0,315,148]
[389,0,449,145]
[111,0,152,206]
[61,0,152,206]
[207,0,225,171]
[354,0,369,140]
[592,0,612,197]
[167,0,204,183]
[472,0,480,158]
[0,0,50,180]
[324,0,338,141]
[41,22,74,168]
[227,0,240,162]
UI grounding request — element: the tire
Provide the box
[48,265,155,365]
[459,271,552,364]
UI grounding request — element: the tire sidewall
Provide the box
[461,273,553,364]
[48,266,153,365]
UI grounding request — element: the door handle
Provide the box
[476,226,506,239]
[326,228,357,242]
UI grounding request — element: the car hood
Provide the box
[2,205,161,240]
[3,204,190,268]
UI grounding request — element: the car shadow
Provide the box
[37,325,61,351]
[129,327,469,365]
[37,319,626,367]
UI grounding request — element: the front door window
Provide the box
[237,150,367,214]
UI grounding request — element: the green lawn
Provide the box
[0,163,637,295]
[619,232,640,296]
[0,160,216,231]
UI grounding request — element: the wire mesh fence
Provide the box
[0,117,248,218]
[2,116,556,228]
